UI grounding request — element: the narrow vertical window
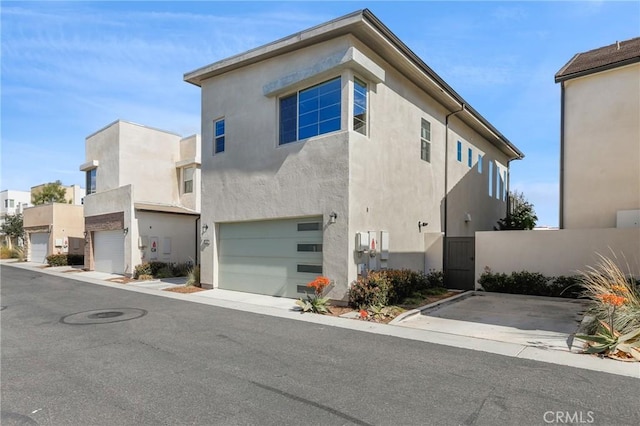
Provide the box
[477,154,483,173]
[488,161,493,197]
[279,94,297,144]
[214,119,225,154]
[457,141,462,162]
[420,119,431,162]
[183,166,194,194]
[86,169,96,195]
[353,77,367,135]
[468,148,473,167]
[502,170,507,201]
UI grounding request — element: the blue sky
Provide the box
[2,1,638,226]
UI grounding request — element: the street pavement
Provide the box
[1,264,639,426]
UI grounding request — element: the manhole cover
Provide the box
[61,308,147,325]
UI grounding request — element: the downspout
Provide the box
[559,81,565,229]
[443,103,466,276]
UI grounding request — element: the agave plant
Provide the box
[576,320,640,361]
[295,276,332,314]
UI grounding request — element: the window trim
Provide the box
[353,76,368,136]
[183,166,195,194]
[214,118,225,154]
[86,168,97,195]
[420,118,431,163]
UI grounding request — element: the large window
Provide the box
[214,119,225,154]
[279,77,341,145]
[420,119,431,162]
[353,77,367,135]
[183,166,194,194]
[86,169,96,195]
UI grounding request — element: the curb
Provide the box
[389,290,473,325]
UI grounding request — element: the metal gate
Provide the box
[445,237,475,290]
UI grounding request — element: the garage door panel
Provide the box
[218,217,323,298]
[94,230,125,274]
[220,238,323,259]
[30,233,49,263]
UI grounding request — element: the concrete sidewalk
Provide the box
[2,260,638,378]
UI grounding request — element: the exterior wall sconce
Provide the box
[329,212,338,224]
[123,227,129,235]
[202,224,209,233]
[464,213,472,223]
[418,221,428,232]
[83,231,88,238]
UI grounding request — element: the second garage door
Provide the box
[219,217,324,298]
[94,230,125,274]
[30,232,50,263]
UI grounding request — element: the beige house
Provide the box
[555,36,640,229]
[30,183,85,206]
[23,203,84,263]
[80,120,201,275]
[185,9,523,299]
[475,37,640,283]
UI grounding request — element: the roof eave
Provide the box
[555,56,640,83]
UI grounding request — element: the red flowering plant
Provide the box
[295,276,332,314]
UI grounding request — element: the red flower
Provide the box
[359,309,369,318]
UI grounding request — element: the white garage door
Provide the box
[94,230,125,274]
[30,233,50,263]
[219,217,324,298]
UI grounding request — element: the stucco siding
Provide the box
[476,228,640,285]
[85,122,120,192]
[135,211,197,266]
[563,63,640,229]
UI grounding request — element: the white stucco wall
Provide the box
[85,122,121,193]
[134,211,198,267]
[475,228,640,286]
[563,63,640,229]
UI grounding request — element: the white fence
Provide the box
[475,228,640,288]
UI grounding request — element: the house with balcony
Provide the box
[80,120,201,275]
[184,9,524,299]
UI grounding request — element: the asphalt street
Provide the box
[1,266,638,426]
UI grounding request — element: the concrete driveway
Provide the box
[395,292,590,352]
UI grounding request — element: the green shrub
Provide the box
[348,271,391,309]
[170,262,191,277]
[134,263,152,279]
[478,268,583,298]
[46,254,68,266]
[154,266,174,279]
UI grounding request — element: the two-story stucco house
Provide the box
[555,36,640,230]
[23,203,85,263]
[185,10,523,299]
[80,120,201,275]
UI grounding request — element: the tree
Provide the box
[496,191,538,230]
[32,180,67,205]
[1,213,25,247]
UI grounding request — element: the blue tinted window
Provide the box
[457,141,462,162]
[478,154,483,173]
[353,78,367,135]
[279,77,341,145]
[279,94,297,144]
[468,148,473,167]
[214,118,225,154]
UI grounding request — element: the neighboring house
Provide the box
[23,203,84,263]
[184,9,524,299]
[475,37,640,283]
[80,120,201,275]
[0,189,31,246]
[31,183,86,205]
[555,36,640,229]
